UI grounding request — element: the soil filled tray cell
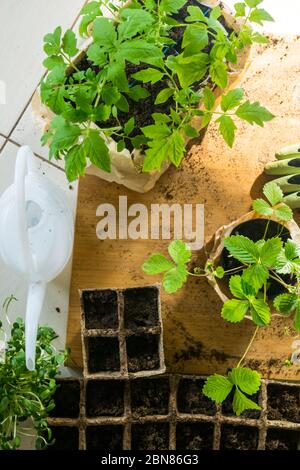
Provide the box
[50,379,81,419]
[86,425,124,450]
[267,383,300,423]
[86,337,120,374]
[126,334,160,373]
[220,424,259,450]
[131,422,170,450]
[176,422,214,450]
[124,286,159,330]
[265,428,300,450]
[86,379,125,417]
[177,378,216,416]
[130,377,170,417]
[82,289,119,330]
[221,390,261,420]
[48,426,79,450]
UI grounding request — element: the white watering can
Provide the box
[0,146,74,370]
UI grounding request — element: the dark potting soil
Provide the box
[220,424,259,450]
[130,377,170,417]
[124,286,159,330]
[176,422,214,450]
[87,336,120,373]
[82,289,118,330]
[48,426,79,450]
[86,379,124,417]
[177,378,216,415]
[126,334,160,372]
[267,384,300,423]
[86,425,124,450]
[265,428,300,450]
[222,389,261,419]
[131,422,169,450]
[50,379,80,418]
[220,219,294,298]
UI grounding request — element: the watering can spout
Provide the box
[25,282,46,371]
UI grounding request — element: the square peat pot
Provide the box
[48,426,80,450]
[130,377,170,417]
[131,422,170,450]
[176,422,214,450]
[267,383,300,423]
[49,378,81,419]
[80,286,165,379]
[177,377,217,416]
[85,378,125,417]
[86,425,124,450]
[220,424,259,450]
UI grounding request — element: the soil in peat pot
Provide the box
[131,422,169,450]
[267,383,300,423]
[176,422,214,450]
[86,336,120,373]
[130,377,170,417]
[220,424,259,450]
[220,219,294,298]
[265,428,300,450]
[177,378,217,415]
[82,289,119,330]
[50,379,80,418]
[124,286,159,330]
[86,425,124,450]
[48,426,79,450]
[73,1,233,151]
[126,334,160,372]
[86,379,125,417]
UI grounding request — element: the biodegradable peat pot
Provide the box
[33,0,251,193]
[207,210,300,304]
[79,285,166,379]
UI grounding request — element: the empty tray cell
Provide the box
[267,383,300,423]
[86,379,124,417]
[50,379,81,418]
[222,390,261,419]
[176,422,214,450]
[265,428,300,450]
[86,425,124,450]
[82,289,118,330]
[177,378,216,415]
[126,334,160,373]
[48,426,79,450]
[220,425,259,450]
[131,377,170,417]
[131,423,169,450]
[124,286,159,330]
[87,336,120,373]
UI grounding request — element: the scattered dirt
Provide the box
[124,286,159,330]
[265,428,300,450]
[86,379,124,417]
[126,334,160,372]
[131,423,169,450]
[48,426,79,450]
[220,425,259,450]
[87,336,120,373]
[50,380,80,418]
[176,422,214,450]
[82,290,119,330]
[267,384,300,423]
[86,425,123,450]
[177,378,216,415]
[131,377,170,417]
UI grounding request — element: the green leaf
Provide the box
[224,235,258,264]
[102,86,121,105]
[203,87,215,111]
[118,8,154,40]
[274,204,293,222]
[132,68,164,84]
[250,298,271,326]
[93,104,111,122]
[263,181,283,206]
[62,30,78,57]
[154,88,174,105]
[43,55,65,71]
[182,24,208,55]
[249,8,274,26]
[209,60,228,89]
[93,17,116,50]
[285,239,300,260]
[217,115,237,148]
[83,130,111,172]
[229,367,261,395]
[167,53,209,88]
[259,237,282,267]
[221,88,244,112]
[87,43,106,66]
[163,265,188,293]
[117,39,163,66]
[50,121,81,153]
[116,94,129,112]
[214,266,225,279]
[229,275,246,299]
[142,253,174,275]
[251,32,269,44]
[80,1,101,15]
[168,240,191,265]
[107,62,129,91]
[183,124,198,138]
[186,6,207,23]
[294,303,300,331]
[274,293,298,315]
[202,374,233,403]
[243,264,269,291]
[141,124,171,140]
[127,85,150,102]
[221,299,249,323]
[236,101,275,126]
[168,130,186,167]
[124,117,135,135]
[0,396,9,413]
[43,26,62,56]
[65,144,86,181]
[160,0,187,13]
[232,388,261,416]
[234,2,246,17]
[245,0,263,7]
[252,198,273,216]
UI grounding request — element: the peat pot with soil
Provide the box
[143,181,300,416]
[37,0,274,192]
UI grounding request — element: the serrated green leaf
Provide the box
[182,24,208,55]
[263,181,283,206]
[241,277,257,296]
[50,121,81,154]
[62,30,78,57]
[221,299,249,323]
[141,124,171,140]
[168,240,191,265]
[93,17,116,50]
[155,88,175,105]
[217,115,237,148]
[116,39,163,66]
[160,0,187,13]
[224,235,259,264]
[250,298,270,326]
[93,104,111,122]
[65,144,86,181]
[243,264,269,291]
[142,253,174,275]
[43,55,66,71]
[118,8,154,40]
[83,129,110,172]
[202,374,233,403]
[167,53,209,88]
[43,26,62,56]
[209,60,228,89]
[127,85,150,102]
[168,130,186,167]
[132,68,164,85]
[274,204,293,222]
[221,88,244,112]
[203,87,215,111]
[124,117,135,135]
[163,265,188,293]
[259,237,282,267]
[229,275,246,299]
[236,100,275,126]
[252,198,273,216]
[251,32,269,44]
[80,1,101,15]
[274,293,297,315]
[229,367,261,395]
[87,43,106,66]
[245,0,263,7]
[249,8,274,26]
[234,2,246,17]
[285,239,300,260]
[183,124,198,138]
[232,388,261,416]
